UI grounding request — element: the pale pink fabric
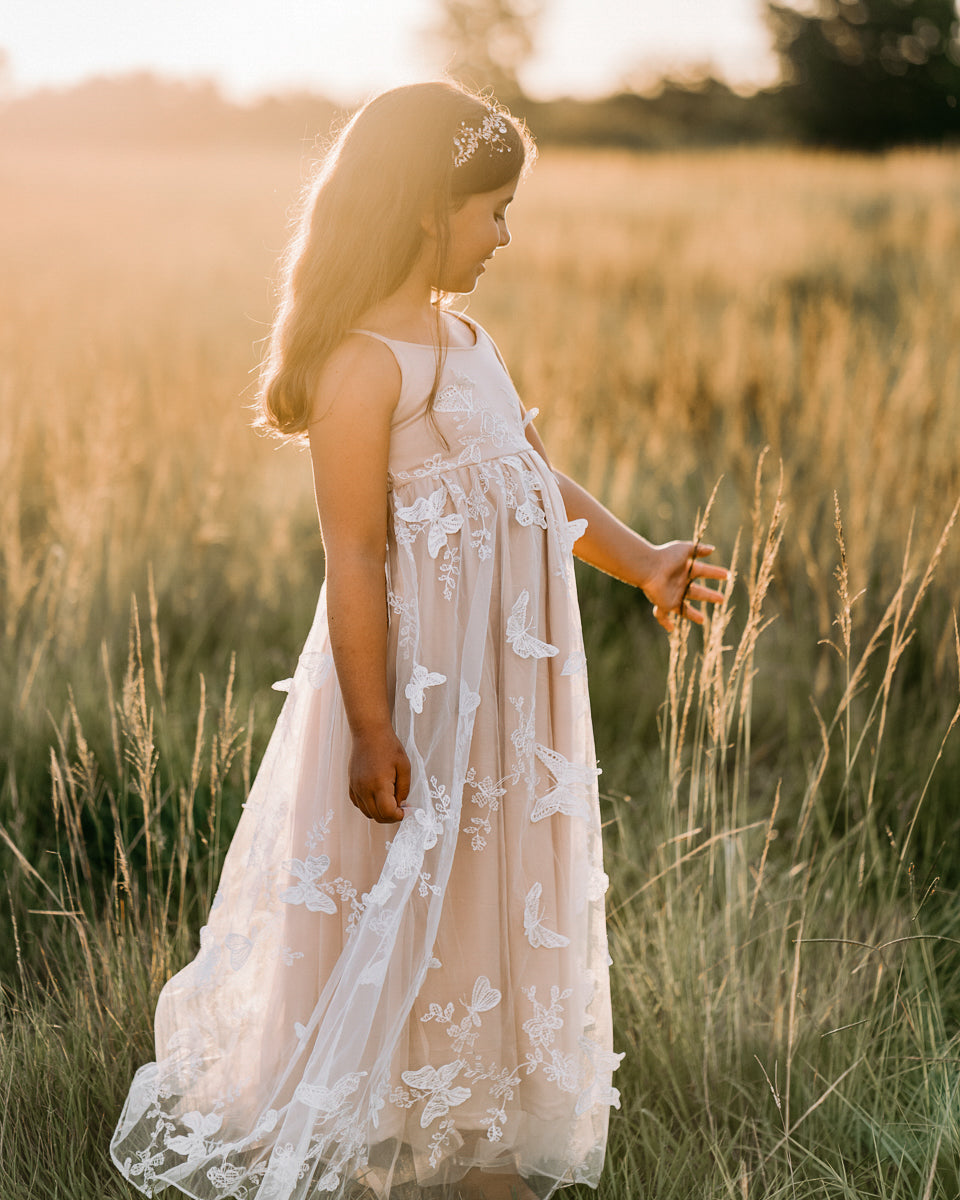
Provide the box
[111,312,621,1200]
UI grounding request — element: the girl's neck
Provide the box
[356,260,455,345]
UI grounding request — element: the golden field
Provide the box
[2,138,960,1198]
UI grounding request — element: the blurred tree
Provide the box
[427,0,543,100]
[768,0,960,146]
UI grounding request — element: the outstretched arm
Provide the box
[309,336,410,823]
[524,420,728,631]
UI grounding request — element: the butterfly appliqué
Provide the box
[523,882,571,949]
[395,487,464,559]
[506,590,559,659]
[530,745,601,823]
[405,663,447,713]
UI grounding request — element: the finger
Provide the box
[691,562,730,583]
[395,752,411,808]
[681,600,705,627]
[652,604,675,633]
[374,785,404,824]
[685,583,726,606]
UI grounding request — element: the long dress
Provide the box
[111,311,622,1200]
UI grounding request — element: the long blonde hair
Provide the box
[255,81,535,439]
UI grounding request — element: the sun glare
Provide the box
[4,0,776,101]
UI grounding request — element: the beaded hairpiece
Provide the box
[452,111,511,168]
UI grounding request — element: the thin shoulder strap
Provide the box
[348,328,397,347]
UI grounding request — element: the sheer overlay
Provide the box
[111,313,622,1199]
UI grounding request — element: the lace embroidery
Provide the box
[506,590,559,660]
[522,882,571,949]
[420,974,502,1054]
[439,545,461,600]
[400,1061,472,1128]
[293,1071,365,1115]
[462,767,508,852]
[521,984,578,1092]
[405,663,447,713]
[279,856,358,919]
[434,371,478,427]
[388,588,417,657]
[530,744,601,823]
[575,1037,625,1116]
[395,487,465,559]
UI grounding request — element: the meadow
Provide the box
[2,135,960,1198]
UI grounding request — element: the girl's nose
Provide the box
[499,223,511,248]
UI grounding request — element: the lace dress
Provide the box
[111,312,622,1200]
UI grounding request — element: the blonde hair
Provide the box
[255,81,536,439]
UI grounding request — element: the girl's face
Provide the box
[439,177,518,294]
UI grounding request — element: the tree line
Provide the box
[2,1,959,150]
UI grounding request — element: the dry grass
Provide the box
[2,138,960,1197]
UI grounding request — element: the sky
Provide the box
[2,0,781,102]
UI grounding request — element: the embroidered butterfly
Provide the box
[463,975,502,1024]
[163,1110,223,1159]
[405,663,447,713]
[523,882,571,949]
[530,744,600,822]
[395,488,464,559]
[400,1061,472,1128]
[561,651,587,676]
[278,855,337,913]
[506,590,559,659]
[224,932,253,970]
[293,1071,365,1116]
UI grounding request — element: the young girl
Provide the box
[111,81,726,1200]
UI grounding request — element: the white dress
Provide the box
[111,311,622,1200]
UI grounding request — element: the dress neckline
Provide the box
[351,310,479,349]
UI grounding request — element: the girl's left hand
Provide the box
[646,541,729,633]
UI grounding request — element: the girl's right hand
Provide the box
[348,727,411,824]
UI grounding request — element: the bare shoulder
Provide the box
[310,333,402,427]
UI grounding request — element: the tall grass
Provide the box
[2,139,960,1196]
[3,461,959,1197]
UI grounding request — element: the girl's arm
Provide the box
[309,336,410,824]
[523,421,728,631]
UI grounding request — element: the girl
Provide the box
[111,81,726,1200]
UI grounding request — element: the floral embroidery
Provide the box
[207,1160,244,1190]
[110,326,625,1199]
[387,588,417,657]
[462,767,507,852]
[575,1037,625,1117]
[421,975,502,1054]
[279,856,358,917]
[439,545,461,600]
[521,985,579,1093]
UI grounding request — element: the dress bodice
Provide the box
[350,313,534,486]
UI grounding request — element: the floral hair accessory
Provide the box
[452,111,511,167]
